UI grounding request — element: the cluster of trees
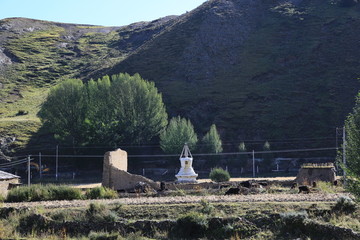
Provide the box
[160,118,222,154]
[38,73,223,155]
[39,72,277,173]
[38,73,168,146]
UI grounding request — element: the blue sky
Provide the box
[0,0,207,26]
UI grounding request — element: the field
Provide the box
[0,179,359,240]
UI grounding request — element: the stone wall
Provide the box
[102,148,128,188]
[109,169,159,191]
[102,148,159,191]
[0,178,20,197]
[295,167,336,185]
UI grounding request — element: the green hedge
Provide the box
[7,185,117,202]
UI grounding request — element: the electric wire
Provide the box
[33,146,338,158]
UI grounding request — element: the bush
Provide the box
[171,212,208,239]
[16,110,28,116]
[86,203,118,223]
[316,181,336,194]
[88,231,120,240]
[86,187,118,199]
[280,211,308,234]
[7,185,48,202]
[209,167,230,182]
[6,184,82,202]
[48,185,83,200]
[199,199,215,215]
[332,196,357,214]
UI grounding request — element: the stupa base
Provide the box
[175,174,198,183]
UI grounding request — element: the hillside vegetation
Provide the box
[0,0,360,152]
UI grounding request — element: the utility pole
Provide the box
[27,155,31,187]
[252,150,255,178]
[56,145,58,181]
[343,127,346,186]
[39,152,42,179]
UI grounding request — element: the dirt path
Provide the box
[3,193,348,209]
[71,177,297,189]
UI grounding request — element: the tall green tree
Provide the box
[238,142,248,171]
[262,141,274,172]
[38,79,87,145]
[38,73,168,146]
[98,73,168,145]
[344,93,360,198]
[160,116,198,154]
[85,76,114,144]
[201,124,223,153]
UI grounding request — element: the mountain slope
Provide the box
[99,0,360,142]
[1,0,360,152]
[0,16,178,149]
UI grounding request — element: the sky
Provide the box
[0,0,207,26]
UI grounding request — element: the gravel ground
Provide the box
[2,193,349,209]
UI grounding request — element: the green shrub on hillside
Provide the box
[209,167,230,182]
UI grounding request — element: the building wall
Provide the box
[0,178,20,197]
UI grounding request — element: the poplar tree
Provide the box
[262,141,274,172]
[202,124,223,154]
[238,142,248,170]
[160,116,198,154]
[38,73,168,146]
[38,79,87,145]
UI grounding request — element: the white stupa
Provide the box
[175,143,198,183]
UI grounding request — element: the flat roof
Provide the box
[0,170,20,180]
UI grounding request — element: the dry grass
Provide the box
[198,177,296,183]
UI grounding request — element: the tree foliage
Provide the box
[238,142,248,169]
[344,93,360,198]
[201,124,223,154]
[38,73,168,146]
[209,167,230,182]
[38,79,87,145]
[262,141,274,172]
[160,116,198,154]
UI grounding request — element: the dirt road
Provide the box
[2,193,349,209]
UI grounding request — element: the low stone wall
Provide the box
[108,169,159,191]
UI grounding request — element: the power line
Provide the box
[17,136,338,151]
[0,158,34,168]
[35,146,337,158]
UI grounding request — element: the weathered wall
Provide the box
[0,178,20,197]
[102,148,159,190]
[102,148,128,188]
[295,168,336,185]
[110,169,159,190]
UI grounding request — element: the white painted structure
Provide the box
[175,144,198,182]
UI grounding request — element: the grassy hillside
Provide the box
[104,0,360,143]
[1,0,360,154]
[0,16,177,151]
